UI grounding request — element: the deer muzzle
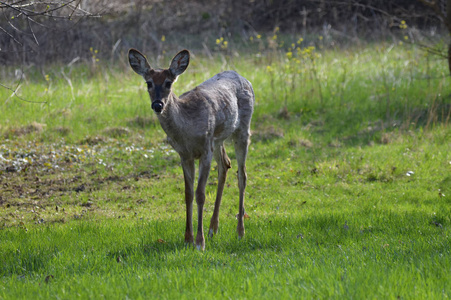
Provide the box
[152,100,164,113]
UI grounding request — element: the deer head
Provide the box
[128,49,190,114]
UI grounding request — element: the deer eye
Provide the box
[165,81,172,89]
[146,81,153,89]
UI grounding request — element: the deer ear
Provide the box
[128,49,151,76]
[169,50,190,77]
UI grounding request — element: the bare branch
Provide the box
[0,1,99,19]
[0,81,48,104]
[417,0,450,30]
[0,24,22,45]
[0,0,99,100]
[68,0,81,20]
[307,0,403,19]
[26,15,38,45]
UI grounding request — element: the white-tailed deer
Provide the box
[128,49,254,250]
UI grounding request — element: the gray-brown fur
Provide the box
[128,49,254,250]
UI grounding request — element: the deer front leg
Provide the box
[195,152,213,250]
[181,159,195,246]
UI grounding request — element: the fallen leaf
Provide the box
[44,275,54,283]
[157,238,166,243]
[343,221,349,231]
[236,212,250,219]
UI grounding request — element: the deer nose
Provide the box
[152,100,164,113]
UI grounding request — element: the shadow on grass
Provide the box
[106,208,449,258]
[1,207,448,278]
[270,100,450,149]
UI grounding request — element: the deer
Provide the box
[128,48,255,250]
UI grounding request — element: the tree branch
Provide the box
[417,0,450,30]
[0,0,98,102]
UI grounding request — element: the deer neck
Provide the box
[156,92,185,138]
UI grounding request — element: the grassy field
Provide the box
[1,35,450,299]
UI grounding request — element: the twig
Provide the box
[307,0,400,19]
[1,81,48,104]
[60,68,75,104]
[27,16,39,45]
[417,0,449,30]
[0,25,22,46]
[69,0,81,20]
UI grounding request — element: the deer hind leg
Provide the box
[234,131,250,239]
[209,144,231,237]
[195,151,213,251]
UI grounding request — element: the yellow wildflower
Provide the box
[399,20,408,29]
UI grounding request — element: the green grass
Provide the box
[1,40,450,299]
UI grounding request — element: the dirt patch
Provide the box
[0,137,173,228]
[79,136,108,145]
[4,122,46,138]
[252,126,284,142]
[103,127,131,138]
[127,116,157,128]
[288,138,313,148]
[54,126,71,136]
[278,107,291,120]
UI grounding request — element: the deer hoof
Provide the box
[208,225,219,238]
[195,234,205,251]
